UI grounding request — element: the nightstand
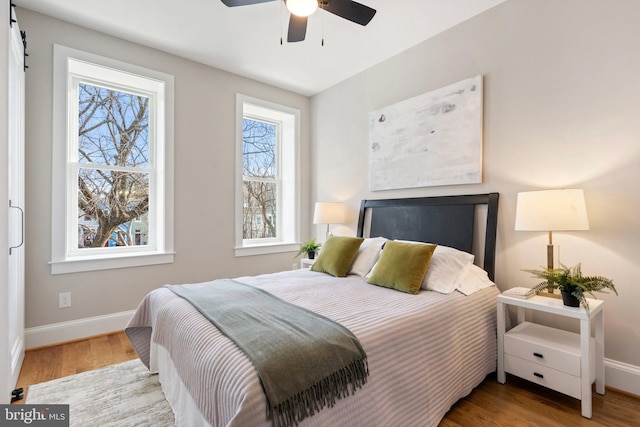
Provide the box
[497,293,604,419]
[300,258,315,269]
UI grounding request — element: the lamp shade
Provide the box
[313,202,345,225]
[515,189,590,231]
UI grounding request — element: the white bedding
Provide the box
[127,269,499,427]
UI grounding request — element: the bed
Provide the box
[126,193,500,427]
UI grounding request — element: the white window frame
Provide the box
[235,94,300,257]
[51,45,174,274]
[241,113,281,245]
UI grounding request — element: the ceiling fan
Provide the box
[220,0,377,43]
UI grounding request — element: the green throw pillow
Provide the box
[367,240,437,294]
[311,236,364,277]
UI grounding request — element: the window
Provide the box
[51,45,174,274]
[235,95,299,256]
[242,116,278,240]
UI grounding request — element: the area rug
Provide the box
[26,359,175,426]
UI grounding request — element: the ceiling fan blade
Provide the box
[287,15,308,42]
[220,0,275,7]
[323,0,376,26]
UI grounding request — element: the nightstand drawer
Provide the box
[504,322,592,377]
[504,354,582,399]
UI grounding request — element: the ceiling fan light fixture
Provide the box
[286,0,318,17]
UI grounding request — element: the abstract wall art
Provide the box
[368,75,483,191]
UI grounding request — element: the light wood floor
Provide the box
[13,332,640,426]
[14,331,138,403]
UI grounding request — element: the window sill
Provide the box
[50,251,175,275]
[235,242,299,257]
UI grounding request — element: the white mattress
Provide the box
[127,269,499,427]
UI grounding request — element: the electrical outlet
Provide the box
[59,292,71,308]
[292,263,298,270]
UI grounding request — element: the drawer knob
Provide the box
[533,372,544,379]
[533,352,544,358]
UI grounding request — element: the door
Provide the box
[1,11,26,403]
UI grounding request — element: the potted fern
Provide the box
[295,238,321,260]
[523,263,617,313]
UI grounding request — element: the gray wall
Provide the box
[18,9,312,328]
[311,0,640,368]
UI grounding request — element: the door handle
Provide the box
[9,199,24,255]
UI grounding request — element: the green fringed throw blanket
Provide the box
[165,279,368,427]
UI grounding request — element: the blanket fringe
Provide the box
[267,358,369,427]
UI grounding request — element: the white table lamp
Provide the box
[515,189,590,270]
[313,202,346,239]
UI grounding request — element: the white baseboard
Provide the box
[25,310,135,349]
[605,358,640,397]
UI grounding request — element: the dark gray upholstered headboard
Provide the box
[356,193,499,281]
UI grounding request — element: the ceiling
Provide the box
[17,0,507,96]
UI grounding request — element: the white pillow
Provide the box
[421,245,475,294]
[456,264,496,295]
[349,237,387,277]
[393,241,475,294]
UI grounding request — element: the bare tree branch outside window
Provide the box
[77,84,150,248]
[242,118,278,239]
